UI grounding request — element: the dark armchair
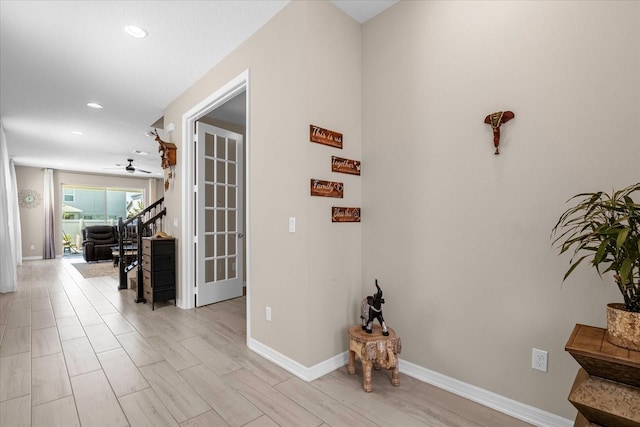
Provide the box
[82,225,117,262]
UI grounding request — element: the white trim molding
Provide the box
[248,339,348,382]
[247,339,572,427]
[181,69,250,312]
[399,359,573,427]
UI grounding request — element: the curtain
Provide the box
[0,123,18,293]
[10,159,22,266]
[43,168,56,259]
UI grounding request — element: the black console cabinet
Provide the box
[142,237,176,310]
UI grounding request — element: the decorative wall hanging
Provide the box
[484,111,515,155]
[332,156,361,175]
[151,129,177,191]
[310,179,344,198]
[332,206,361,222]
[310,125,343,149]
[18,189,42,208]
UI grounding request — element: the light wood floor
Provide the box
[0,258,532,427]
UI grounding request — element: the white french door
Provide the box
[195,122,244,306]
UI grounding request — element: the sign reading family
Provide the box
[310,125,343,149]
[331,156,361,176]
[332,207,361,223]
[310,179,344,198]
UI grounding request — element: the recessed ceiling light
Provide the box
[87,102,103,109]
[125,25,148,38]
[133,150,149,155]
[71,131,84,135]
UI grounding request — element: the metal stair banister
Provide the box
[117,197,166,293]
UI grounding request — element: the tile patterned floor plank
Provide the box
[0,352,31,402]
[70,369,128,427]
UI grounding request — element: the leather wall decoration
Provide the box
[484,111,515,155]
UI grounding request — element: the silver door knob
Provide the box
[238,233,244,238]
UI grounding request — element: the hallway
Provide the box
[0,258,531,426]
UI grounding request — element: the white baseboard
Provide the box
[248,339,572,427]
[399,359,573,427]
[248,338,348,382]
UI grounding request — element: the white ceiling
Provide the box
[0,0,397,178]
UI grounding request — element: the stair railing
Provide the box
[117,197,166,296]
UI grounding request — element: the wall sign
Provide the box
[310,179,343,198]
[310,125,343,149]
[332,207,361,222]
[331,156,361,175]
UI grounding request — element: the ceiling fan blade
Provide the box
[104,159,152,174]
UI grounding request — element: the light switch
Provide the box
[173,218,179,228]
[288,217,296,233]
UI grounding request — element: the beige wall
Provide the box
[16,166,161,258]
[15,166,45,259]
[163,0,362,365]
[362,0,639,419]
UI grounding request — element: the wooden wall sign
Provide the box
[332,207,361,222]
[310,125,343,149]
[331,156,361,175]
[310,179,343,198]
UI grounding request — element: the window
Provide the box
[61,185,144,242]
[63,189,75,202]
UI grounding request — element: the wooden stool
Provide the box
[347,324,401,392]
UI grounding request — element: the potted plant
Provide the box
[552,182,640,351]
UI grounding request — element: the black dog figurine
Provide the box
[361,280,389,336]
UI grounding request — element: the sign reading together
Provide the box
[331,156,360,175]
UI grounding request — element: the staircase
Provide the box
[116,198,167,301]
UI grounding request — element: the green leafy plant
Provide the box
[552,183,640,312]
[127,200,144,219]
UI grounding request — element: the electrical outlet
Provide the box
[532,348,548,372]
[266,306,272,322]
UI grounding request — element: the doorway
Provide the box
[181,71,251,341]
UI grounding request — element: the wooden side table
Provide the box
[347,324,401,392]
[565,324,640,427]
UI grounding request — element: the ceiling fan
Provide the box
[110,159,151,174]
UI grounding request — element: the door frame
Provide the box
[181,70,251,342]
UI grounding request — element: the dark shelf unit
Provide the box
[142,237,176,310]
